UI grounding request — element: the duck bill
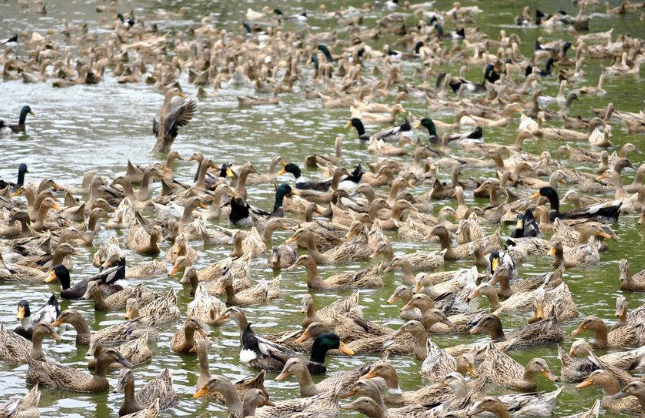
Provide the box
[530,191,541,199]
[414,282,423,293]
[50,331,62,342]
[467,289,480,301]
[597,231,612,239]
[16,306,25,320]
[369,250,380,260]
[226,168,234,178]
[338,342,354,356]
[51,202,62,211]
[277,168,287,176]
[516,219,523,229]
[168,264,180,276]
[275,371,290,381]
[295,329,311,344]
[81,290,91,300]
[612,391,627,399]
[124,307,134,320]
[339,389,356,399]
[284,237,296,245]
[383,264,394,273]
[571,326,584,337]
[469,325,483,335]
[44,271,57,283]
[576,379,593,389]
[467,364,478,377]
[441,318,455,328]
[198,203,208,209]
[29,110,35,115]
[343,121,352,129]
[363,371,377,380]
[386,294,398,304]
[193,388,211,399]
[263,399,275,407]
[117,356,134,368]
[548,247,556,256]
[542,370,558,382]
[51,318,63,327]
[400,301,414,312]
[491,258,499,272]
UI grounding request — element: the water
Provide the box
[1,0,645,416]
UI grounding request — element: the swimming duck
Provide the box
[285,228,372,264]
[14,295,59,339]
[571,315,645,349]
[466,391,563,418]
[345,118,371,141]
[28,347,134,392]
[0,163,29,191]
[532,186,622,223]
[217,273,281,306]
[576,370,641,415]
[170,318,209,355]
[287,255,383,289]
[469,311,564,348]
[619,259,645,291]
[0,323,32,363]
[114,368,178,416]
[0,105,35,134]
[478,341,558,391]
[44,264,125,299]
[276,357,369,397]
[0,384,40,418]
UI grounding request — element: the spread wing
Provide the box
[163,97,196,137]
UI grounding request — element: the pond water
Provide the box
[1,0,645,416]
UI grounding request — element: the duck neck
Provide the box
[181,202,198,224]
[621,263,633,284]
[194,160,210,189]
[87,212,102,232]
[295,367,319,397]
[121,378,143,415]
[435,230,453,252]
[235,167,252,197]
[91,290,110,311]
[52,248,69,266]
[631,165,645,186]
[230,236,244,258]
[303,262,324,289]
[368,203,382,221]
[221,382,244,417]
[262,221,280,243]
[118,179,136,200]
[591,323,609,349]
[302,235,325,264]
[598,377,620,395]
[30,331,47,361]
[19,108,29,125]
[138,171,154,198]
[487,317,506,340]
[224,282,240,305]
[488,404,511,418]
[361,186,376,203]
[71,317,91,345]
[397,260,415,283]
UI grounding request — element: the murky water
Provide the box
[2,0,645,416]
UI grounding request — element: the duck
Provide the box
[217,273,281,306]
[114,368,178,416]
[126,224,163,256]
[576,370,641,415]
[532,186,622,223]
[0,105,35,134]
[285,228,372,264]
[371,119,414,143]
[618,258,645,291]
[612,381,645,416]
[466,391,563,418]
[478,341,558,391]
[44,264,125,299]
[82,281,156,312]
[13,294,59,340]
[571,315,645,349]
[152,87,196,153]
[361,359,450,406]
[275,357,369,397]
[0,384,40,418]
[469,311,564,348]
[186,277,226,324]
[345,118,371,141]
[221,306,353,374]
[0,323,33,364]
[371,241,445,272]
[28,346,134,392]
[287,255,383,290]
[0,163,29,191]
[170,318,209,354]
